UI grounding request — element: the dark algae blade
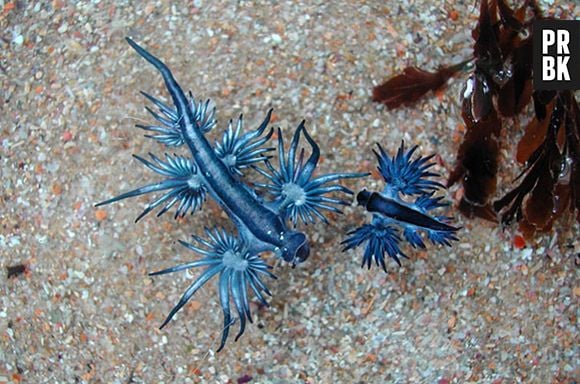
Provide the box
[372,61,470,109]
[494,92,580,238]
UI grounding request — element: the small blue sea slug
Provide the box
[342,142,459,271]
[97,38,366,351]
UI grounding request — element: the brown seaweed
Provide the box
[494,91,579,237]
[372,0,580,238]
[372,62,468,109]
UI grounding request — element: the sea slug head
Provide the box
[278,231,310,266]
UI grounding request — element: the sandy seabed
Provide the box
[1,1,578,383]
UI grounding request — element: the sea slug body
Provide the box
[343,142,459,271]
[97,38,366,351]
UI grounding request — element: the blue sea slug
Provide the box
[343,142,459,271]
[97,38,366,351]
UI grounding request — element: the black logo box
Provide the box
[533,20,580,90]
